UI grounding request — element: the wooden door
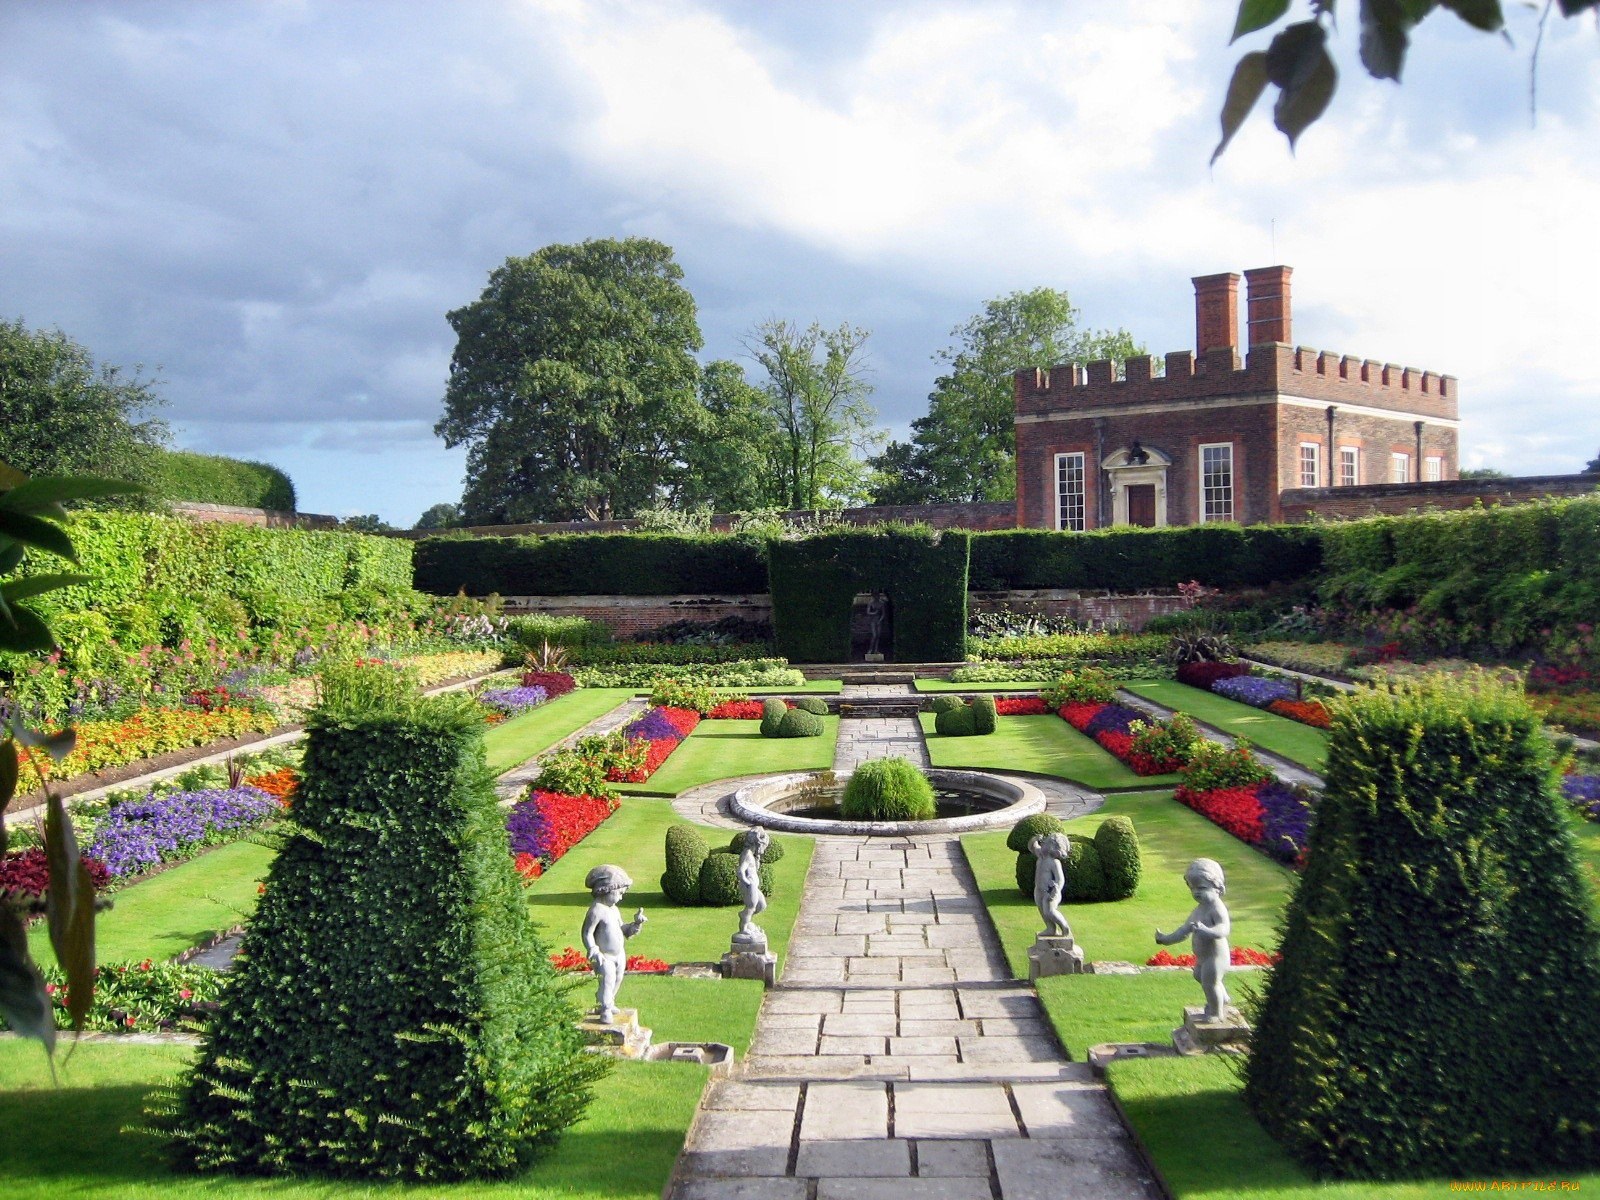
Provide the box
[1126,485,1156,527]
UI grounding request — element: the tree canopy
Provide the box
[0,318,168,488]
[413,502,462,530]
[870,288,1141,504]
[673,359,786,512]
[436,238,704,523]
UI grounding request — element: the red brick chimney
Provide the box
[1244,265,1293,348]
[1192,272,1240,355]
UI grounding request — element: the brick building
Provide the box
[1013,266,1459,530]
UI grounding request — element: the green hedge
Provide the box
[171,690,602,1179]
[1244,676,1600,1179]
[413,533,767,596]
[152,449,296,511]
[768,528,970,663]
[967,525,1322,591]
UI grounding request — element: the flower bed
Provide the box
[1564,774,1600,822]
[1,847,112,898]
[17,705,281,792]
[22,960,225,1034]
[1266,698,1331,728]
[606,706,701,783]
[245,767,301,809]
[1057,700,1188,776]
[1175,661,1333,731]
[521,670,577,699]
[506,789,620,881]
[1147,946,1280,967]
[994,696,1048,715]
[1173,777,1318,868]
[401,649,504,687]
[1175,661,1251,689]
[478,685,549,717]
[1211,675,1297,708]
[1534,692,1600,737]
[707,699,766,720]
[548,946,670,974]
[85,786,281,880]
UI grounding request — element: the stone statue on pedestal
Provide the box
[735,827,770,943]
[1025,831,1085,978]
[581,864,646,1024]
[1155,857,1231,1020]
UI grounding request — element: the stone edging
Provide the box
[729,769,1045,836]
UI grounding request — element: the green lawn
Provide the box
[963,789,1294,973]
[29,839,276,965]
[1122,681,1329,771]
[525,795,814,971]
[1108,1055,1600,1198]
[920,712,1181,790]
[1037,971,1216,1058]
[484,688,635,775]
[613,717,839,798]
[0,1041,707,1200]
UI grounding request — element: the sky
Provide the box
[2,0,1597,526]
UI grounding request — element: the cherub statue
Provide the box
[581,864,647,1023]
[1155,857,1232,1019]
[1029,831,1073,939]
[736,827,771,941]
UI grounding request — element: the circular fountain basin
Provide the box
[729,769,1045,836]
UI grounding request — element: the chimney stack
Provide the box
[1244,265,1293,349]
[1192,272,1241,356]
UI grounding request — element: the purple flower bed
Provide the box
[1084,704,1144,738]
[1212,675,1298,708]
[1258,780,1318,864]
[622,707,688,743]
[1563,774,1600,821]
[479,685,549,716]
[86,787,279,879]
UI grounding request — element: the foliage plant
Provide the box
[697,847,776,906]
[573,658,803,689]
[934,704,978,736]
[168,682,605,1179]
[1041,668,1118,707]
[533,734,634,801]
[660,824,709,904]
[647,677,719,715]
[840,757,936,821]
[1177,738,1274,793]
[758,698,787,736]
[771,708,824,739]
[0,959,226,1034]
[1243,675,1600,1180]
[791,696,828,716]
[1093,815,1141,901]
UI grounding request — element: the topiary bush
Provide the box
[661,824,710,904]
[1093,816,1141,900]
[1061,836,1105,902]
[759,697,787,736]
[1243,675,1600,1180]
[934,705,977,736]
[168,687,603,1180]
[697,847,774,905]
[929,695,965,714]
[971,695,997,734]
[727,832,784,863]
[772,708,823,738]
[792,696,829,715]
[840,757,936,821]
[1007,813,1066,853]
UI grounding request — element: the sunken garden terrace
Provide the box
[6,497,1600,1199]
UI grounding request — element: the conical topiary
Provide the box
[1243,675,1600,1180]
[169,674,604,1180]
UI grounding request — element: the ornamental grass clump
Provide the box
[1244,675,1600,1181]
[840,757,935,821]
[167,681,603,1180]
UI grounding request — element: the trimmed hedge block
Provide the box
[934,705,977,736]
[971,695,997,735]
[661,824,709,904]
[771,708,823,738]
[698,848,775,906]
[759,698,787,737]
[1093,816,1141,900]
[726,832,784,863]
[929,695,965,714]
[792,696,829,715]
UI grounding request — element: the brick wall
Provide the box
[1280,475,1600,522]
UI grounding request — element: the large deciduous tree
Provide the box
[0,318,168,486]
[436,239,703,523]
[675,359,786,512]
[871,289,1141,504]
[745,320,881,510]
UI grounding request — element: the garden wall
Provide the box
[1280,474,1599,521]
[172,501,339,529]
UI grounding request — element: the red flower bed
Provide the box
[1147,946,1280,967]
[245,767,301,809]
[708,699,765,719]
[1054,701,1176,776]
[1175,784,1265,845]
[521,670,577,699]
[1266,698,1331,728]
[1,848,112,898]
[995,697,1048,715]
[656,707,701,737]
[1176,661,1252,689]
[549,945,670,974]
[506,789,619,869]
[609,738,680,782]
[1059,701,1102,731]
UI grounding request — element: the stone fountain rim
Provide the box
[728,768,1045,836]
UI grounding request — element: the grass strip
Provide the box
[0,1041,707,1200]
[1037,971,1214,1058]
[920,712,1180,790]
[1122,680,1329,771]
[484,687,635,775]
[962,789,1294,973]
[614,717,839,798]
[1107,1054,1600,1197]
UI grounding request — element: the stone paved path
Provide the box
[668,683,1160,1200]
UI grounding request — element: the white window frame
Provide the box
[1339,446,1360,487]
[1054,452,1086,532]
[1199,442,1234,523]
[1298,442,1321,488]
[1391,452,1410,484]
[1425,456,1443,482]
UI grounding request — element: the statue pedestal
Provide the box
[864,653,885,663]
[1027,934,1086,980]
[721,931,777,987]
[1171,1005,1251,1056]
[578,1007,653,1059]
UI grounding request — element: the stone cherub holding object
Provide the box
[581,864,647,1023]
[735,827,771,942]
[1155,857,1232,1020]
[1029,831,1073,939]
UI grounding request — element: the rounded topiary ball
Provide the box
[792,696,829,715]
[774,708,823,738]
[929,695,965,714]
[698,847,775,905]
[840,758,936,821]
[1093,815,1141,900]
[759,698,787,737]
[1009,813,1068,897]
[934,705,976,736]
[1063,837,1106,902]
[728,832,785,863]
[661,823,710,904]
[971,695,998,735]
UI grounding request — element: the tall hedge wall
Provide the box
[152,449,297,511]
[768,529,969,662]
[967,524,1322,591]
[413,532,767,596]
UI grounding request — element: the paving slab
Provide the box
[914,1139,991,1178]
[795,1138,910,1177]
